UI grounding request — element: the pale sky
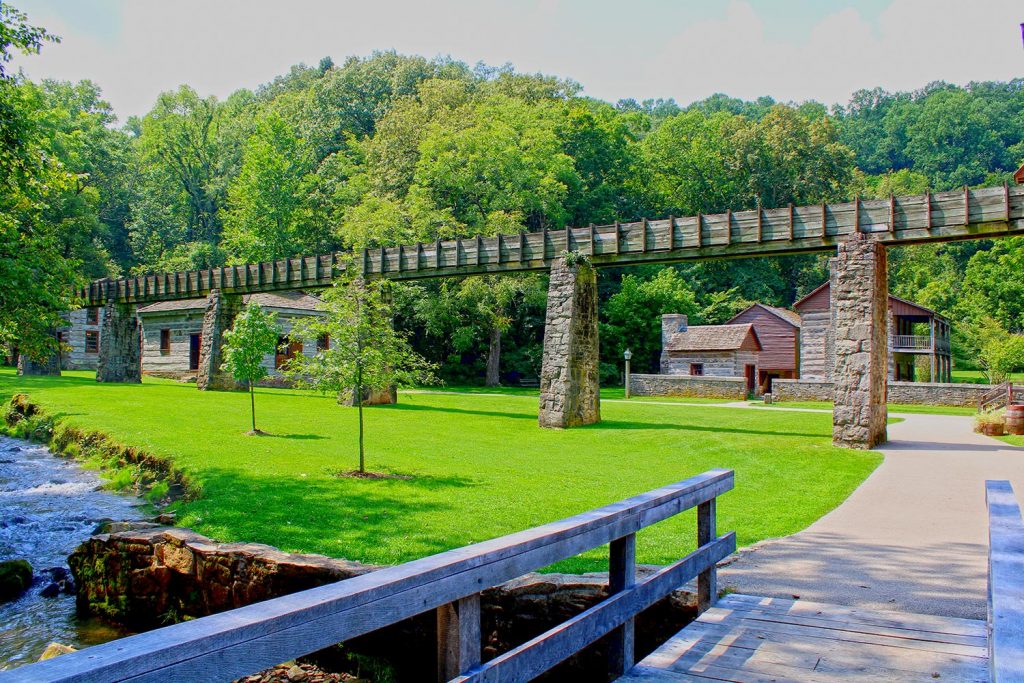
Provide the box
[11,0,1024,123]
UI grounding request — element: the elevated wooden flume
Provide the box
[78,184,1024,307]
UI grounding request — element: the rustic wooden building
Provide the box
[793,282,952,383]
[660,314,761,394]
[136,291,325,381]
[59,306,108,371]
[727,304,801,392]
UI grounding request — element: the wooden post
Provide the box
[607,533,637,677]
[437,594,481,682]
[725,210,732,245]
[589,223,596,256]
[930,317,937,382]
[613,221,620,254]
[697,499,717,613]
[641,218,648,252]
[695,213,702,248]
[925,189,932,230]
[667,216,675,250]
[436,239,443,269]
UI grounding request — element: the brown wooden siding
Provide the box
[729,306,798,372]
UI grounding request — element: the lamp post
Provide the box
[624,348,633,399]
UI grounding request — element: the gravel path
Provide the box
[719,413,1024,619]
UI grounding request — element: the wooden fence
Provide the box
[2,469,735,683]
[985,480,1024,682]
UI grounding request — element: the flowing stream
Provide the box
[0,435,144,670]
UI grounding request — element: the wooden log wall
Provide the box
[78,186,1024,307]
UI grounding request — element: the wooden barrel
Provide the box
[1006,405,1024,435]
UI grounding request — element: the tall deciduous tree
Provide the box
[286,267,436,474]
[220,304,281,434]
[222,112,324,262]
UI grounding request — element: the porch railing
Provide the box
[2,470,736,683]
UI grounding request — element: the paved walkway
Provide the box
[720,413,1024,619]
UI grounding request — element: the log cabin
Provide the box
[793,281,952,383]
[660,314,762,395]
[726,304,801,393]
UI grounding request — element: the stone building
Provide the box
[135,291,325,382]
[660,314,761,395]
[793,281,952,383]
[58,306,107,371]
[726,303,801,393]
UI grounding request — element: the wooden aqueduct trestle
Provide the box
[66,185,1024,448]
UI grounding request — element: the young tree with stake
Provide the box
[220,304,281,434]
[286,268,437,474]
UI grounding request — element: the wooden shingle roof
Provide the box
[664,323,762,352]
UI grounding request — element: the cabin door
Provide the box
[745,364,756,395]
[189,334,202,371]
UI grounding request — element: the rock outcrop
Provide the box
[0,559,32,602]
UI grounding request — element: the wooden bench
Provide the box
[2,470,735,683]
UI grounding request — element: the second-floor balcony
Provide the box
[891,334,951,353]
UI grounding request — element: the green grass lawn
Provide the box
[951,369,1023,384]
[420,385,734,405]
[762,400,976,416]
[0,368,881,572]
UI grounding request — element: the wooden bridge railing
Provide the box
[985,480,1024,681]
[979,382,1021,412]
[3,469,736,683]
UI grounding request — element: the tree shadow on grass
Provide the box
[592,419,825,439]
[181,466,478,562]
[265,433,329,441]
[382,402,538,421]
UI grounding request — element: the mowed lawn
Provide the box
[0,368,881,572]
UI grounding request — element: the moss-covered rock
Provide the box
[0,559,33,601]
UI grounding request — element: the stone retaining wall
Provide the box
[631,374,747,399]
[772,378,995,407]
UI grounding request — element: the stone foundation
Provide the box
[630,374,747,400]
[831,235,888,449]
[196,289,242,391]
[773,379,997,408]
[538,257,600,428]
[96,303,141,383]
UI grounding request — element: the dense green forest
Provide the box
[3,5,1024,383]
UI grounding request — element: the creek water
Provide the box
[0,436,144,670]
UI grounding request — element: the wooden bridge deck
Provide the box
[619,594,988,683]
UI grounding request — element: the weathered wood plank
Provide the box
[607,533,638,677]
[697,499,716,613]
[986,480,1024,682]
[437,594,481,682]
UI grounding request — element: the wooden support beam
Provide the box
[613,221,621,254]
[889,194,896,232]
[697,499,717,613]
[667,216,675,250]
[755,202,763,242]
[456,238,462,268]
[436,239,443,269]
[398,245,404,273]
[588,223,596,256]
[925,189,932,230]
[853,197,861,233]
[964,185,971,224]
[695,213,702,248]
[416,243,423,271]
[787,203,794,241]
[361,249,368,276]
[725,210,732,246]
[821,202,827,238]
[475,235,482,266]
[565,225,572,254]
[542,228,549,261]
[379,246,386,274]
[607,533,637,677]
[641,218,649,252]
[437,594,482,682]
[1006,181,1012,222]
[496,235,503,265]
[518,232,525,263]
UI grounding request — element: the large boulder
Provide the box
[0,559,33,601]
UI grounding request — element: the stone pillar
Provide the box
[538,256,600,429]
[96,303,141,383]
[196,289,242,391]
[831,235,888,449]
[17,347,61,376]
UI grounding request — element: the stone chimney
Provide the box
[661,314,688,348]
[660,314,688,374]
